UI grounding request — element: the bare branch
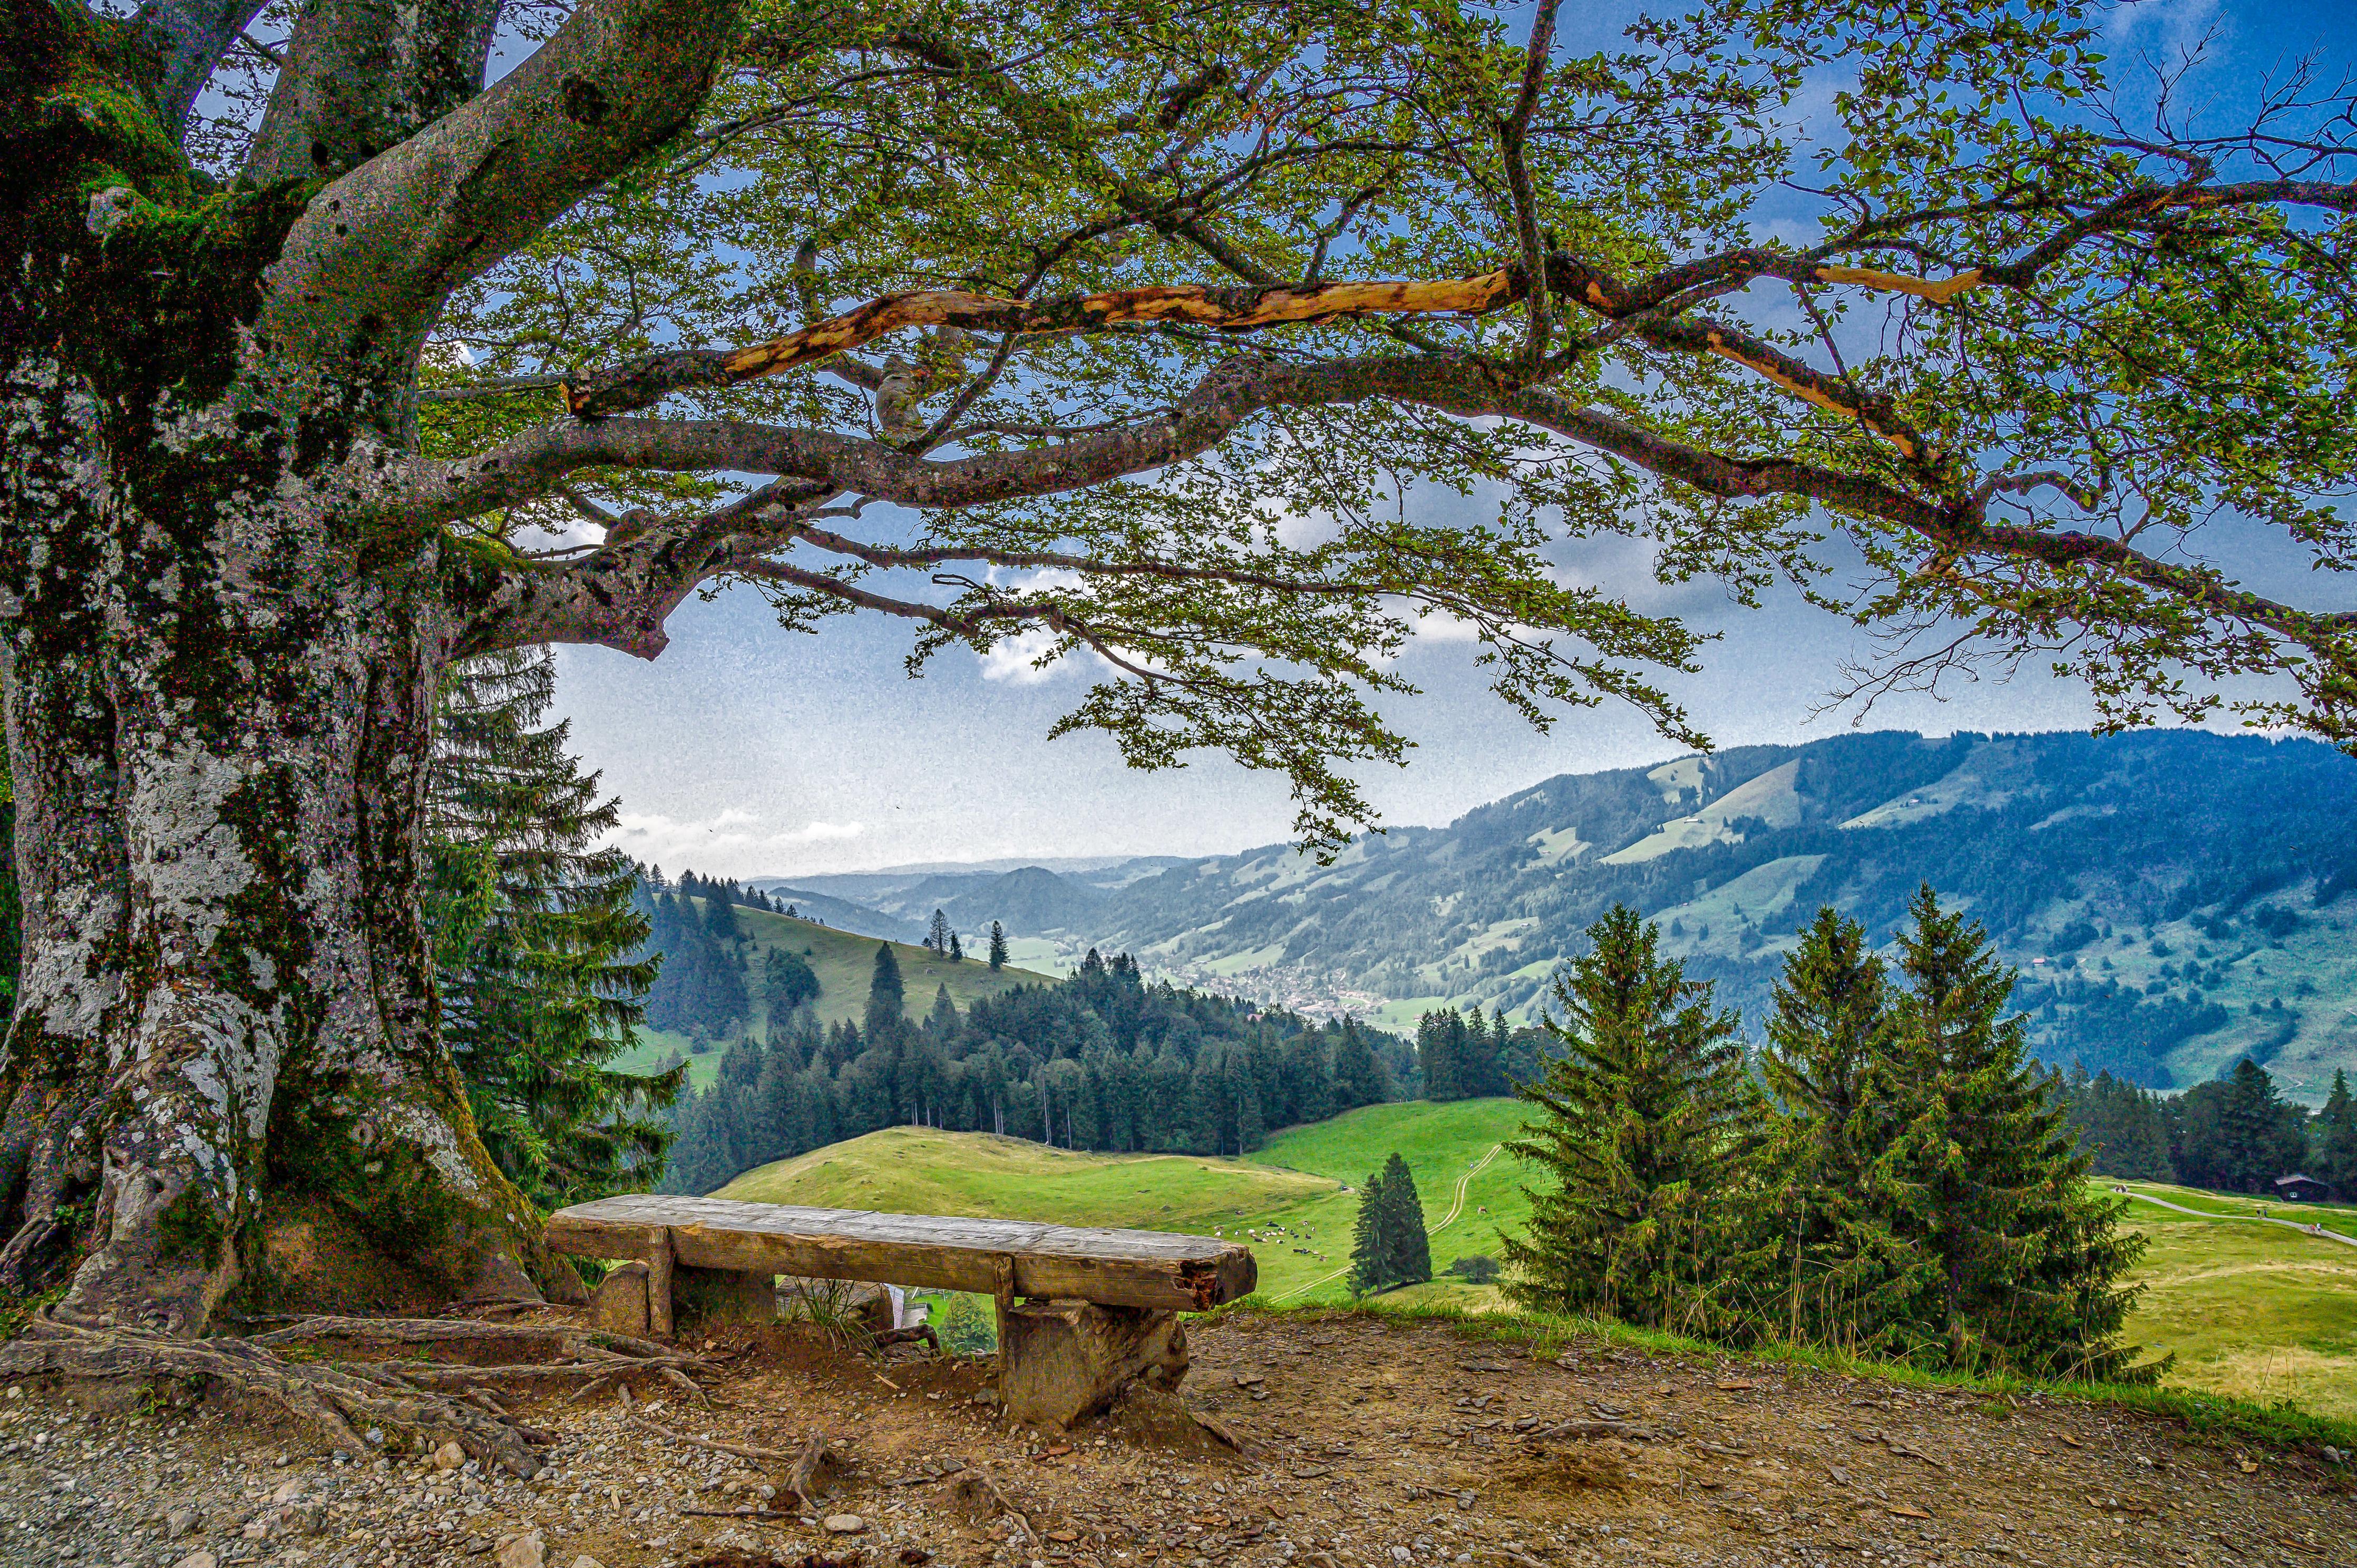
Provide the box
[416,374,572,404]
[561,269,1525,418]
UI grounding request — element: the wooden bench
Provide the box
[544,1194,1257,1427]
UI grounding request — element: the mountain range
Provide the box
[756,729,2357,1102]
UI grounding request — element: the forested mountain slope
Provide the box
[798,732,2357,1098]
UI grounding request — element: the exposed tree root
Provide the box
[344,1357,699,1386]
[0,1317,547,1474]
[249,1313,680,1361]
[0,1312,709,1477]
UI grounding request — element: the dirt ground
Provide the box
[1,1311,2349,1568]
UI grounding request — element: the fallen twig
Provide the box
[634,1412,801,1463]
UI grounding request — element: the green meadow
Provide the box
[2099,1177,2357,1419]
[711,1099,1532,1305]
[703,1100,2357,1418]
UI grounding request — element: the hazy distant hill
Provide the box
[753,886,921,944]
[762,860,1162,937]
[786,732,2357,1100]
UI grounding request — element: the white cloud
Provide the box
[1408,609,1483,644]
[609,809,864,868]
[979,626,1070,684]
[786,821,865,842]
[973,567,1111,685]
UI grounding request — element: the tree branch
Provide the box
[247,0,504,181]
[431,339,2357,705]
[559,269,1524,417]
[1496,0,1561,372]
[132,0,273,134]
[262,0,763,370]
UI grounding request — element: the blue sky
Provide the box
[551,0,2357,879]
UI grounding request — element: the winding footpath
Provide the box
[1270,1142,1506,1302]
[2117,1187,2357,1249]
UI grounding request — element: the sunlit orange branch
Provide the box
[1809,265,1985,304]
[564,270,1522,416]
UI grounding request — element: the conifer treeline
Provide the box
[2056,1060,2357,1195]
[1414,1006,1545,1100]
[634,870,754,1039]
[661,948,1412,1194]
[1508,890,2149,1380]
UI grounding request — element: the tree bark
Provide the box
[0,0,743,1337]
[0,340,561,1331]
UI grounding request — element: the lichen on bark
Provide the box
[0,11,569,1330]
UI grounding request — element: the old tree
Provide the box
[0,0,2352,1444]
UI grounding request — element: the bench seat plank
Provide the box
[544,1194,1255,1312]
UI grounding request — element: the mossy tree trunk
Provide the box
[0,0,742,1332]
[0,338,566,1330]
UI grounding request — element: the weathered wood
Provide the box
[588,1261,650,1338]
[545,1195,1256,1312]
[646,1228,675,1340]
[998,1300,1188,1428]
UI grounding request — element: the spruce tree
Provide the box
[1503,905,1774,1341]
[1871,886,2148,1378]
[761,945,821,1028]
[1350,1162,1393,1294]
[867,942,907,1042]
[950,930,963,961]
[928,908,953,955]
[1759,908,1927,1343]
[1332,1018,1389,1108]
[426,647,675,1210]
[1417,1009,1464,1102]
[1378,1152,1434,1287]
[988,921,1009,971]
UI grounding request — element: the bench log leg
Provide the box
[998,1299,1188,1428]
[589,1260,652,1337]
[647,1228,675,1341]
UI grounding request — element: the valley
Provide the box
[759,730,2357,1099]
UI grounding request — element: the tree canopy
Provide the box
[143,0,2357,852]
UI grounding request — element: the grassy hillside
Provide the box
[610,903,1055,1088]
[2102,1177,2357,1418]
[706,1099,1530,1303]
[696,1101,2357,1419]
[715,1125,1334,1229]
